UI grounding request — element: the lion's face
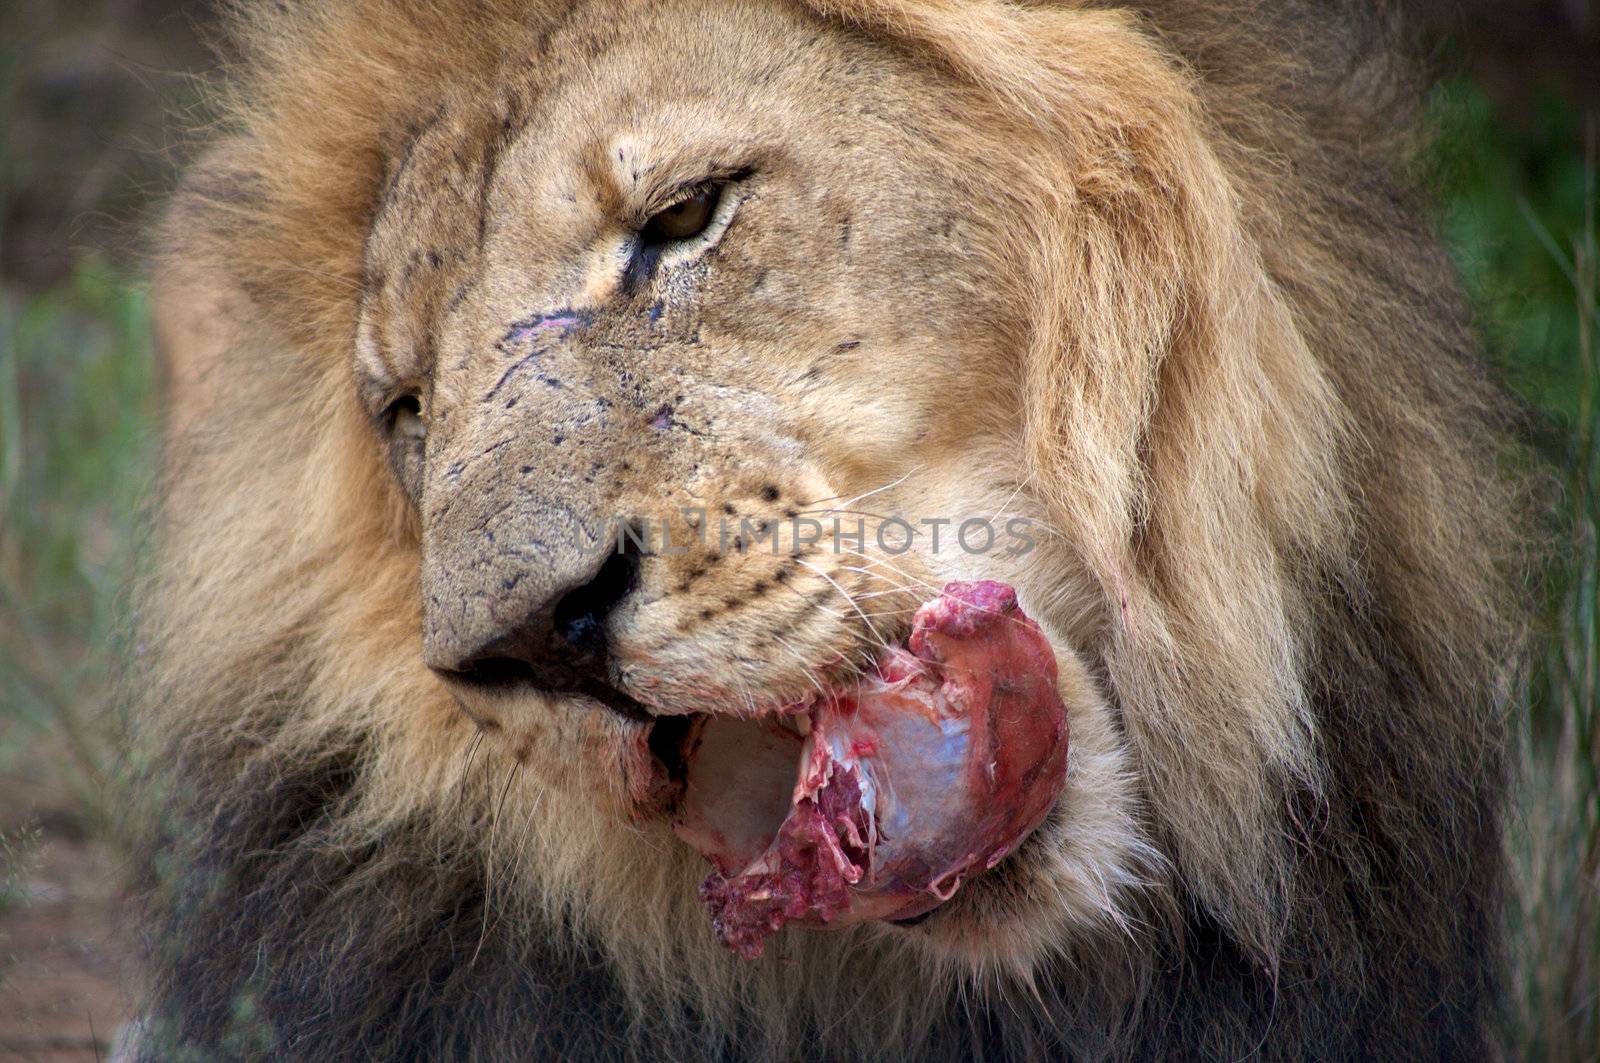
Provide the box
[368,3,990,703]
[351,0,1125,957]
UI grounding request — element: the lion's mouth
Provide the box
[646,581,1071,959]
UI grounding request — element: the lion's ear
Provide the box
[818,1,1353,959]
[152,154,260,442]
[151,259,239,443]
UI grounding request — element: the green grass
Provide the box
[1507,171,1599,1061]
[1428,75,1598,1057]
[1431,78,1594,423]
[0,258,159,822]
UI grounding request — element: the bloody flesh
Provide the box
[671,580,1070,958]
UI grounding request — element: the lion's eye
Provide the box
[386,395,426,442]
[640,187,720,245]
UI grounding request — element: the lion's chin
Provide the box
[636,581,1071,959]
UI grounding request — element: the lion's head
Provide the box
[137,0,1528,1057]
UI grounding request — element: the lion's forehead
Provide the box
[355,1,992,384]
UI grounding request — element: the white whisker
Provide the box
[795,556,888,651]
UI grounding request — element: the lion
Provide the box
[130,0,1532,1058]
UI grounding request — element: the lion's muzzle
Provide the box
[423,532,653,719]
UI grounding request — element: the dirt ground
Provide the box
[0,764,130,1062]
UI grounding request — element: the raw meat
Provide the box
[671,580,1069,958]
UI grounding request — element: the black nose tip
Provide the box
[552,546,636,654]
[443,544,642,710]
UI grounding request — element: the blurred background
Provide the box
[0,1,1595,1058]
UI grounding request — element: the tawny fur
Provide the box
[132,1,1532,1058]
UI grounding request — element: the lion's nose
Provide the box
[430,546,642,709]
